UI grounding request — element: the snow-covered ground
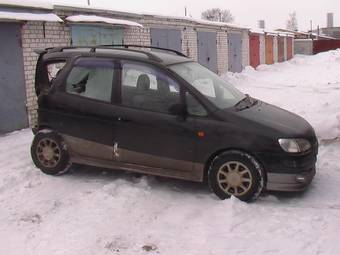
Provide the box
[1,50,340,255]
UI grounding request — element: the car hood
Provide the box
[220,100,316,138]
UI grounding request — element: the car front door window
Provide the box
[121,62,181,113]
[185,92,208,117]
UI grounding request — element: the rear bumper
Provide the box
[266,167,316,191]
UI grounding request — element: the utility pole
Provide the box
[184,6,187,16]
[87,0,90,6]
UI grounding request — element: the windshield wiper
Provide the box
[234,94,258,110]
[234,94,253,110]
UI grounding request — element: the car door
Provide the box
[41,57,119,161]
[111,60,199,180]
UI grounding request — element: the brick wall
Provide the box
[182,26,198,61]
[273,36,278,62]
[21,21,71,126]
[124,27,151,46]
[216,31,228,74]
[259,34,265,65]
[283,37,287,61]
[241,30,250,68]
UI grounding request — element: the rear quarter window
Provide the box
[36,59,66,95]
[47,62,66,82]
[65,58,115,103]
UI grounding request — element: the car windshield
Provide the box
[169,62,246,109]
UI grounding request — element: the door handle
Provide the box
[117,117,131,122]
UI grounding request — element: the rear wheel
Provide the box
[31,130,71,175]
[208,151,264,202]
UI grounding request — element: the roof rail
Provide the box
[43,45,188,62]
[98,44,188,58]
[89,45,163,62]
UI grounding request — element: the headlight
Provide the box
[278,138,311,153]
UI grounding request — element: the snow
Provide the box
[66,15,143,28]
[1,51,340,254]
[225,50,340,141]
[277,32,295,37]
[250,28,265,34]
[189,17,249,29]
[0,11,62,22]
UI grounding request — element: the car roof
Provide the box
[42,46,193,66]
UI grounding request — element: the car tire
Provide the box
[208,150,264,202]
[31,130,71,175]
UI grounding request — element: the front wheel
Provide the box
[31,130,71,175]
[208,151,264,202]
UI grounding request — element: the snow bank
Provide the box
[66,15,143,28]
[224,49,340,141]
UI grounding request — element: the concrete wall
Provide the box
[294,39,313,55]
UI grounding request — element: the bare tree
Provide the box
[201,8,234,23]
[286,12,298,31]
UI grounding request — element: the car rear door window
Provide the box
[66,58,115,103]
[121,62,181,113]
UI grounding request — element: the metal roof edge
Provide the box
[53,4,143,19]
[0,1,52,10]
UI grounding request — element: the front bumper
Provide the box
[266,167,316,191]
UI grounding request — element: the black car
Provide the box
[31,45,318,201]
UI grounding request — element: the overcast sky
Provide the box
[53,0,339,30]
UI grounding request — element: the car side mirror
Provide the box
[169,103,187,117]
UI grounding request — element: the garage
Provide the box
[249,33,260,68]
[197,31,218,73]
[227,33,243,73]
[70,25,124,46]
[150,28,182,52]
[66,15,143,47]
[0,22,28,133]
